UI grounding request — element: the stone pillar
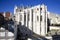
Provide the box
[29,10,32,30]
[5,30,8,40]
[20,12,24,25]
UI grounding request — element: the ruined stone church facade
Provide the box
[14,4,48,36]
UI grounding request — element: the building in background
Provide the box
[48,12,60,25]
[47,12,60,36]
[0,12,11,18]
[0,12,12,21]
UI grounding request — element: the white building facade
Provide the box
[14,4,48,36]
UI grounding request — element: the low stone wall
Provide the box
[0,27,14,40]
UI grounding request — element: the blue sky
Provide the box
[0,0,60,14]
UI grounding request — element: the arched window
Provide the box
[24,13,26,21]
[37,16,39,21]
[40,8,42,10]
[37,8,39,11]
[28,13,29,21]
[40,8,42,13]
[20,15,22,21]
[40,15,42,21]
